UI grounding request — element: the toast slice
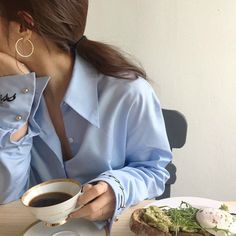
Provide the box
[130,209,204,236]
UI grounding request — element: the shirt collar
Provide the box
[64,55,100,128]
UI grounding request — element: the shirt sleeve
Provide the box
[0,73,47,203]
[89,79,172,228]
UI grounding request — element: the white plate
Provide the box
[23,218,108,236]
[145,196,236,213]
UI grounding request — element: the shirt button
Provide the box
[68,137,74,143]
[22,88,30,94]
[15,115,22,121]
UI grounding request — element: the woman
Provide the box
[0,0,172,227]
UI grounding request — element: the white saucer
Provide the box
[23,218,108,236]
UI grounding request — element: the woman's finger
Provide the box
[76,184,93,207]
[70,184,115,220]
[82,183,93,193]
[83,201,115,221]
[70,196,115,221]
[78,181,108,206]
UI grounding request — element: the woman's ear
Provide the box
[17,11,34,40]
[17,11,34,29]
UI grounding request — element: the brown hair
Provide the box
[0,0,146,79]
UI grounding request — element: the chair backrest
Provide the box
[157,109,187,199]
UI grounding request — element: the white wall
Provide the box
[86,0,236,200]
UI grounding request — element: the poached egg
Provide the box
[196,207,236,236]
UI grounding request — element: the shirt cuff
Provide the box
[0,73,36,130]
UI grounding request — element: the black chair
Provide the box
[156,109,188,199]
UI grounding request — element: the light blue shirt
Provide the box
[0,55,172,224]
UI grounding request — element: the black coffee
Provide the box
[29,192,73,207]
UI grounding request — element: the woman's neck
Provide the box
[24,50,74,104]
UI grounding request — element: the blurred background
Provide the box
[86,0,236,200]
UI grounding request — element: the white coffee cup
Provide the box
[21,178,83,227]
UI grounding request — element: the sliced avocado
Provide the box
[142,206,172,233]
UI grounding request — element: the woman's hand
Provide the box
[0,52,29,76]
[70,181,116,221]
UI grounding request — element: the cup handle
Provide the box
[70,203,84,213]
[70,189,84,213]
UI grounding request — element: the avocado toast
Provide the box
[130,202,236,236]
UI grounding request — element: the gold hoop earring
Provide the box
[15,38,34,58]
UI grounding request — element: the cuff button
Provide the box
[15,115,22,121]
[22,88,30,94]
